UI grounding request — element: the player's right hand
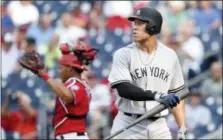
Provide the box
[177,127,187,139]
[155,92,180,108]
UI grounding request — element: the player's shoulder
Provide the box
[113,43,135,57]
[65,78,77,88]
[65,77,86,89]
[158,42,178,59]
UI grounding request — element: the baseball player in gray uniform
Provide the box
[108,7,189,139]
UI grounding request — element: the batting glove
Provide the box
[177,127,187,140]
[154,92,180,108]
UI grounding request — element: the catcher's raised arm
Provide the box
[19,42,99,139]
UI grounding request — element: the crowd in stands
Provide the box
[1,1,222,139]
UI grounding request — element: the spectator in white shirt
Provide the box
[200,61,222,99]
[177,20,204,78]
[1,127,6,140]
[167,91,212,135]
[185,91,212,131]
[103,1,133,31]
[86,71,111,139]
[1,32,20,79]
[87,71,111,112]
[7,1,39,27]
[54,12,87,44]
[103,1,133,18]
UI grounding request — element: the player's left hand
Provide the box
[177,127,187,140]
[19,50,45,76]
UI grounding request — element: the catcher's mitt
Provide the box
[19,50,44,75]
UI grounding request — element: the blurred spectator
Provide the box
[177,20,204,79]
[192,1,221,33]
[160,21,172,46]
[1,90,38,139]
[166,1,190,33]
[200,61,222,98]
[38,34,62,69]
[103,1,133,18]
[185,91,212,132]
[55,12,87,44]
[88,71,111,112]
[1,5,14,34]
[22,37,37,52]
[1,32,20,79]
[89,1,105,30]
[167,90,212,135]
[166,37,181,53]
[27,14,54,48]
[186,1,198,9]
[133,1,150,12]
[1,127,6,140]
[7,1,39,27]
[15,25,29,50]
[185,1,199,16]
[103,1,133,31]
[87,71,111,139]
[100,78,118,120]
[71,4,90,29]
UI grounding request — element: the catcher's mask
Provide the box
[59,54,87,71]
[59,41,99,65]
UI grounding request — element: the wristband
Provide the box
[155,92,161,100]
[154,92,166,100]
[42,72,51,81]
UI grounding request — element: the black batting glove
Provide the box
[154,92,180,108]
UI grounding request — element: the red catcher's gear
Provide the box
[58,54,87,71]
[53,78,91,136]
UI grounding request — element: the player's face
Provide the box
[59,65,71,82]
[133,19,150,43]
[190,95,201,106]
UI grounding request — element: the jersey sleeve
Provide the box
[169,55,189,94]
[65,79,86,105]
[108,48,133,88]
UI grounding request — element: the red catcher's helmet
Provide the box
[59,54,87,71]
[59,42,99,65]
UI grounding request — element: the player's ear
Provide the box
[64,66,71,73]
[68,66,73,72]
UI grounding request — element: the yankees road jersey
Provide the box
[108,42,189,116]
[53,77,91,136]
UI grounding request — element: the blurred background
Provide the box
[0,0,222,139]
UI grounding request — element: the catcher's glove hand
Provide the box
[19,50,45,76]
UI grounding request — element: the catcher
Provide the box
[19,41,98,139]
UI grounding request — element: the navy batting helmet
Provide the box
[128,7,163,35]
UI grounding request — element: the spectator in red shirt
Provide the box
[1,90,38,139]
[71,6,89,29]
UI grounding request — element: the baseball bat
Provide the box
[105,91,189,139]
